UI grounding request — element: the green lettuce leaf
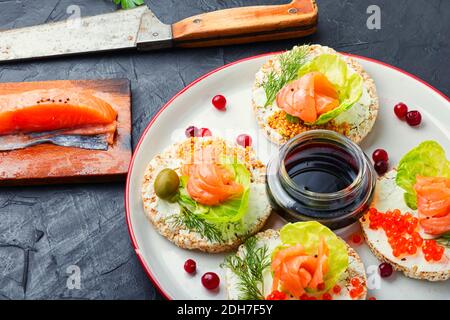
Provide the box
[113,0,144,9]
[396,141,450,209]
[279,221,348,292]
[177,159,251,224]
[297,54,363,125]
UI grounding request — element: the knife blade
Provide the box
[0,1,318,63]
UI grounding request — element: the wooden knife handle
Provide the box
[172,0,318,48]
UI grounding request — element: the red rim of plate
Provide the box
[124,51,450,300]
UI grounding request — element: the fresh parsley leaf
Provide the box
[222,236,271,300]
[114,0,144,10]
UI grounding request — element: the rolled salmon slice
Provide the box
[181,146,244,206]
[276,72,339,123]
[271,239,329,298]
[414,176,450,235]
[0,89,117,135]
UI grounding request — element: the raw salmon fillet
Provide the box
[0,89,117,135]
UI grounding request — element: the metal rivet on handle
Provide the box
[193,18,202,24]
[153,32,159,37]
[288,8,298,14]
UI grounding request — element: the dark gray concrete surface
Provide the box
[0,0,448,300]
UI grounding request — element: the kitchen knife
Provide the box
[0,0,318,63]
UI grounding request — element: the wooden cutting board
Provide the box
[0,79,132,186]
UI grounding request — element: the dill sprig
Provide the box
[167,208,224,243]
[436,232,450,248]
[221,236,271,300]
[262,45,308,107]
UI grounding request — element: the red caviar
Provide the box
[367,208,445,261]
[349,277,364,300]
[300,294,309,300]
[322,293,332,300]
[317,282,326,291]
[350,277,360,287]
[300,294,319,300]
[332,284,341,295]
[352,234,362,244]
[349,288,360,299]
[266,290,287,300]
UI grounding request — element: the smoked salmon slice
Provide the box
[414,176,450,235]
[271,238,329,298]
[181,145,244,206]
[276,72,339,123]
[0,89,117,135]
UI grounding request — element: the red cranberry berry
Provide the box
[394,103,408,119]
[199,128,212,137]
[201,272,220,290]
[372,149,388,162]
[406,110,422,126]
[212,95,227,111]
[184,259,196,274]
[374,160,388,175]
[236,134,252,148]
[185,126,198,138]
[378,262,393,278]
[352,234,362,244]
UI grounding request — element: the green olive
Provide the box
[154,168,180,201]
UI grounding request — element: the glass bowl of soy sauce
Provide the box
[266,130,376,230]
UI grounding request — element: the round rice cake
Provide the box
[252,44,379,145]
[360,169,450,281]
[225,229,367,300]
[141,137,272,253]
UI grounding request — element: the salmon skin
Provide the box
[0,133,109,151]
[0,89,117,135]
[0,89,117,151]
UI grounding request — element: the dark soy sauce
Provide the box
[284,143,358,194]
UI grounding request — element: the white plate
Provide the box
[126,52,450,300]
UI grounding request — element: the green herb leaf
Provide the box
[285,113,300,124]
[222,236,271,300]
[262,46,308,107]
[436,232,450,249]
[297,54,363,125]
[114,0,144,10]
[396,141,450,209]
[166,208,223,243]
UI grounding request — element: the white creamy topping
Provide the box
[334,87,371,126]
[252,86,267,108]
